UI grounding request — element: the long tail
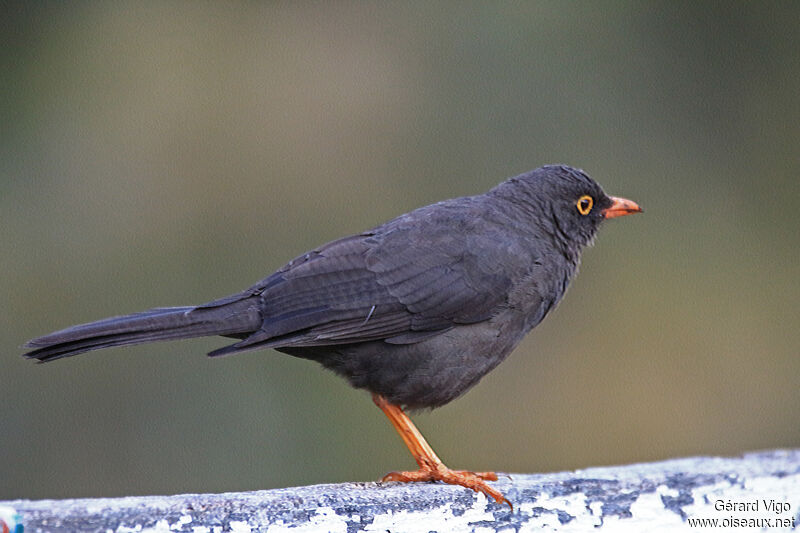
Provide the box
[23,299,261,363]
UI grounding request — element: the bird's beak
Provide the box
[602,196,643,219]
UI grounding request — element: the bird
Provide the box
[24,164,641,507]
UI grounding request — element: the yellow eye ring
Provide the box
[576,195,593,215]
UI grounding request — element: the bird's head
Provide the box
[491,165,642,250]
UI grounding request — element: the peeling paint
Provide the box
[363,498,495,532]
[227,521,251,533]
[266,506,348,533]
[2,451,798,532]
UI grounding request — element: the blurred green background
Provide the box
[2,2,799,500]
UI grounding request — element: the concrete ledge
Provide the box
[3,449,799,532]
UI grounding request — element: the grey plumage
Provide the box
[24,165,629,409]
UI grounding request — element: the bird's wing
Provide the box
[205,201,530,356]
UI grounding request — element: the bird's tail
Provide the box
[23,299,261,363]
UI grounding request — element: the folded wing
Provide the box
[207,201,525,356]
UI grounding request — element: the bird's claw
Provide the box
[381,466,512,509]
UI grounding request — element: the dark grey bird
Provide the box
[24,164,642,507]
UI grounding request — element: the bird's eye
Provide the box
[576,195,593,215]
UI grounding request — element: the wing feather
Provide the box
[211,198,531,355]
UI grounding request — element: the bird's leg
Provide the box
[372,393,511,508]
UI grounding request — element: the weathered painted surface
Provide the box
[4,450,799,532]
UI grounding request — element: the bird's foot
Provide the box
[381,464,511,509]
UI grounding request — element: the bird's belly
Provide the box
[297,312,528,410]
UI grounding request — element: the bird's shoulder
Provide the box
[365,195,541,281]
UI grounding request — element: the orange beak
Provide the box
[602,196,643,219]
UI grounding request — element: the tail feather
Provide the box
[24,301,261,362]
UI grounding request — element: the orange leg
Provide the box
[372,393,511,509]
